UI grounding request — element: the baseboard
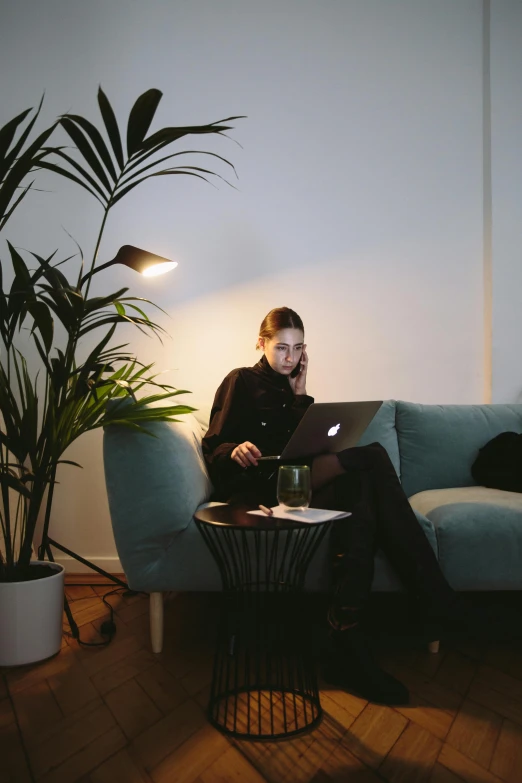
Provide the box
[65,572,126,585]
[52,554,123,576]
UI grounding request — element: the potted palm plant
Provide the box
[0,89,240,665]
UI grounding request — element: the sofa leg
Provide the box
[150,592,164,653]
[428,640,440,654]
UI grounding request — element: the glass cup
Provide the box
[277,465,312,511]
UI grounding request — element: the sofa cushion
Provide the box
[409,486,522,589]
[396,402,522,497]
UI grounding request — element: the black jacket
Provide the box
[202,355,314,499]
[471,431,522,492]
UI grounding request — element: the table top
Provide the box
[194,504,331,531]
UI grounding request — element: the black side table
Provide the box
[194,504,332,741]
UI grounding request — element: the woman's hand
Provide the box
[231,441,261,468]
[289,345,308,395]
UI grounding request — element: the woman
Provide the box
[202,307,468,705]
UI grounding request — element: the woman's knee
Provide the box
[338,442,390,470]
[311,453,344,491]
[365,441,387,453]
[362,442,391,464]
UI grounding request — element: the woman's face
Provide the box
[259,328,304,376]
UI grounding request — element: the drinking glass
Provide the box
[277,465,312,510]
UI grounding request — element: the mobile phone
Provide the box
[290,360,303,378]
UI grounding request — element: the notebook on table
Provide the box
[247,506,352,524]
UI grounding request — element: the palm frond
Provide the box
[1,87,241,578]
[46,88,242,216]
[0,101,59,230]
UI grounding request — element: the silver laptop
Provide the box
[258,401,383,460]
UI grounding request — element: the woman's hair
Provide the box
[256,307,304,349]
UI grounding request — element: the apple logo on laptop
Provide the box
[328,423,340,437]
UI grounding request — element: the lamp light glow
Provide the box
[141,261,178,277]
[112,245,177,275]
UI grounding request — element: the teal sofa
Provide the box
[103,401,522,652]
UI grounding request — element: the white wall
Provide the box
[0,0,516,571]
[490,0,522,402]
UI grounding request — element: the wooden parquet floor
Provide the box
[2,587,522,783]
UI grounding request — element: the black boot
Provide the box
[322,626,409,705]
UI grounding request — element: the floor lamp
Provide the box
[38,245,177,643]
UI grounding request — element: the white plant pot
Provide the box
[0,560,65,667]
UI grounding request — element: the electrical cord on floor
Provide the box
[64,586,142,648]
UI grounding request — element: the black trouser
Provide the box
[226,443,455,619]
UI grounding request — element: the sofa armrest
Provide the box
[103,413,212,581]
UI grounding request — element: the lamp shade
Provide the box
[112,245,178,276]
[80,245,178,287]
